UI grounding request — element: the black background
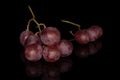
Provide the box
[3,0,117,80]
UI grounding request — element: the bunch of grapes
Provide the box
[19,6,103,62]
[74,25,103,44]
[61,20,103,44]
[40,27,73,62]
[19,6,73,62]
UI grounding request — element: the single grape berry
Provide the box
[25,34,41,47]
[91,26,103,38]
[74,29,90,44]
[58,39,73,57]
[40,27,61,46]
[24,44,43,62]
[87,25,103,42]
[87,28,98,42]
[43,45,61,62]
[20,30,33,46]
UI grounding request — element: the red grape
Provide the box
[25,34,41,47]
[87,26,103,41]
[57,39,73,57]
[43,45,61,62]
[40,27,61,46]
[87,28,98,42]
[74,30,90,44]
[94,26,103,38]
[24,44,43,62]
[20,30,33,46]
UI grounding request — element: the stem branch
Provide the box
[69,31,74,36]
[28,5,35,18]
[61,20,80,30]
[26,18,34,31]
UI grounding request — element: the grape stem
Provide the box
[69,30,75,41]
[69,31,74,36]
[37,23,47,32]
[28,5,35,18]
[26,18,34,31]
[35,32,39,35]
[26,5,46,32]
[39,23,47,29]
[61,20,81,30]
[69,31,75,41]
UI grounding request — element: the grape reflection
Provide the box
[74,40,102,58]
[21,56,73,79]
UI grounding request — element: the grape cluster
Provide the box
[20,6,73,62]
[75,25,103,44]
[20,26,73,62]
[20,6,103,62]
[61,20,103,44]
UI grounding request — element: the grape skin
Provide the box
[25,34,41,47]
[92,26,103,38]
[58,39,73,57]
[87,28,98,42]
[40,27,61,46]
[74,26,103,44]
[43,45,61,62]
[75,29,90,44]
[87,26,103,42]
[24,44,43,62]
[20,31,33,46]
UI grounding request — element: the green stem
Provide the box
[26,18,34,31]
[33,19,42,32]
[61,20,80,30]
[28,5,35,18]
[35,32,39,35]
[27,5,46,33]
[69,31,74,36]
[39,23,46,29]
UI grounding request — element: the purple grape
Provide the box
[40,27,61,46]
[43,45,61,62]
[87,25,103,42]
[58,39,73,57]
[20,30,33,46]
[75,29,90,44]
[25,34,41,47]
[24,44,43,62]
